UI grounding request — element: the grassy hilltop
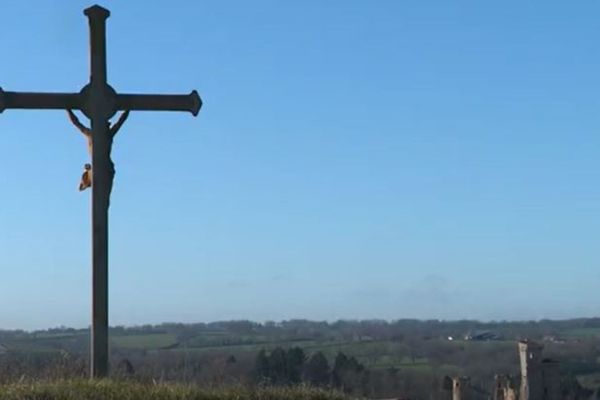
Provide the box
[0,380,346,400]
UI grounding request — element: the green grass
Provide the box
[578,372,600,390]
[111,333,179,350]
[5,332,88,353]
[563,328,600,338]
[0,380,346,400]
[182,334,315,350]
[173,340,324,354]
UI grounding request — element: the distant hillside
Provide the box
[1,318,600,399]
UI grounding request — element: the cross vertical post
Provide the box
[84,4,113,379]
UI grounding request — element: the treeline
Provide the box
[253,347,367,395]
[7,317,600,344]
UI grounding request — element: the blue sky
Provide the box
[0,1,599,330]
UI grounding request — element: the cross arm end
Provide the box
[190,90,202,117]
[0,87,5,113]
[115,90,202,116]
[84,5,110,20]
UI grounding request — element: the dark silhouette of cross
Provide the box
[0,4,202,378]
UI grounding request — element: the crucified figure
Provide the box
[67,109,129,191]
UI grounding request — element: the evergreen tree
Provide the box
[331,352,367,394]
[332,352,349,388]
[268,347,288,384]
[286,347,306,384]
[304,351,330,386]
[254,349,270,383]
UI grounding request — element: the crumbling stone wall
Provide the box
[494,374,517,400]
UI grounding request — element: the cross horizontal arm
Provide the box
[116,90,202,116]
[0,89,82,113]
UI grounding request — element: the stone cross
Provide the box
[0,4,202,378]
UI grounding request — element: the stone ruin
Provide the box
[445,340,561,400]
[493,374,518,400]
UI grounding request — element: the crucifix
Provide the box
[0,5,202,378]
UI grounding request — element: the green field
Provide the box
[111,333,179,350]
[563,328,600,338]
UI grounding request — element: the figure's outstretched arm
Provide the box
[67,109,90,136]
[110,110,130,137]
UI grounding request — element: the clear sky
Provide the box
[0,1,599,330]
